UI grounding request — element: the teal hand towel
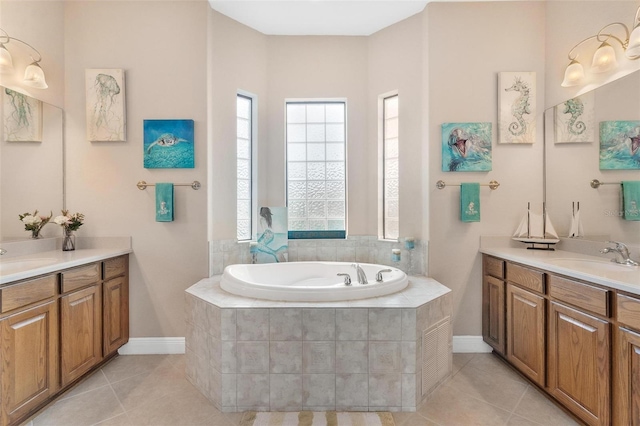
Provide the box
[461,183,480,222]
[156,183,174,222]
[622,181,640,221]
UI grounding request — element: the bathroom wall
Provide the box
[427,2,547,337]
[63,0,209,338]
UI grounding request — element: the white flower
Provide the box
[21,215,42,225]
[54,215,70,225]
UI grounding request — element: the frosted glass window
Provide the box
[286,101,346,235]
[383,95,399,240]
[237,94,253,241]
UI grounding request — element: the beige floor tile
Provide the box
[504,414,544,426]
[445,364,528,411]
[452,353,475,376]
[58,370,110,401]
[125,384,225,426]
[513,387,580,426]
[101,355,175,384]
[463,354,527,383]
[392,411,438,426]
[223,412,246,425]
[93,413,133,425]
[418,384,511,426]
[33,386,124,426]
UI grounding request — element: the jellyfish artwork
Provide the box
[3,88,40,141]
[87,71,125,141]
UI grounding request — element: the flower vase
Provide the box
[31,229,42,239]
[62,229,75,251]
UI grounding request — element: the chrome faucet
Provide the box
[351,263,368,284]
[337,273,352,286]
[600,241,639,266]
[376,269,392,282]
[0,248,6,255]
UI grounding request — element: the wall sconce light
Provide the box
[0,27,48,89]
[561,6,640,87]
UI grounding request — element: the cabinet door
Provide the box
[482,275,505,355]
[548,302,610,426]
[103,276,129,356]
[615,327,640,426]
[506,284,545,386]
[0,301,58,426]
[60,284,102,387]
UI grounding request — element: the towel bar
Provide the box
[137,181,201,190]
[436,180,500,190]
[590,179,620,189]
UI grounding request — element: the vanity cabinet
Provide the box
[615,294,640,425]
[0,254,129,426]
[482,256,506,355]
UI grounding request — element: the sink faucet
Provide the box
[600,241,639,266]
[351,263,368,284]
[0,248,6,255]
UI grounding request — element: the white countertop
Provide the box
[480,245,640,295]
[0,237,132,285]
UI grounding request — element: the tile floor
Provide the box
[25,353,579,426]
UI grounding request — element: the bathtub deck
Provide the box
[185,275,452,412]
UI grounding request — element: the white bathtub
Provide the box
[220,261,408,302]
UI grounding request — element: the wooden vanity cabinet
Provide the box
[102,256,129,356]
[0,276,59,426]
[615,294,640,425]
[482,256,506,354]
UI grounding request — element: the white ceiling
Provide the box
[208,1,431,36]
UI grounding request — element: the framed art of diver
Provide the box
[498,71,536,144]
[85,69,126,141]
[144,119,195,168]
[442,122,492,172]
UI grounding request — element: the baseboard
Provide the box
[453,336,493,353]
[118,337,185,355]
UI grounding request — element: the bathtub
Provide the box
[220,261,408,302]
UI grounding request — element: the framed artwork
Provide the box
[256,206,288,263]
[144,119,195,168]
[442,122,492,172]
[498,72,536,144]
[86,69,126,141]
[555,92,595,143]
[599,120,640,170]
[3,88,42,142]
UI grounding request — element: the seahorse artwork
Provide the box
[498,72,536,144]
[554,92,594,144]
[85,69,126,141]
[3,88,43,142]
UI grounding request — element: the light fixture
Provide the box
[0,27,48,89]
[561,5,640,87]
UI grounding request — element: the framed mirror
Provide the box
[544,70,640,244]
[0,87,64,240]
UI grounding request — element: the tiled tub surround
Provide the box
[209,236,427,277]
[185,276,451,412]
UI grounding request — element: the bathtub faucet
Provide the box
[351,263,368,284]
[337,273,352,286]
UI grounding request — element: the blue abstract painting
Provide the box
[144,119,194,168]
[442,122,492,172]
[256,206,288,263]
[599,120,640,170]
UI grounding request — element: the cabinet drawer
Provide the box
[549,275,609,317]
[506,263,544,294]
[0,274,57,313]
[61,263,101,293]
[617,294,640,330]
[103,256,127,281]
[483,256,504,279]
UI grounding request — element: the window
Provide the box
[286,101,346,239]
[383,95,399,240]
[237,94,253,241]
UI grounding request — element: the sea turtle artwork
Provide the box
[600,121,640,170]
[146,133,187,154]
[143,119,195,168]
[442,122,492,172]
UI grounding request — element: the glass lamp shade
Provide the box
[626,24,640,59]
[23,61,48,89]
[0,44,13,73]
[591,41,618,73]
[561,59,585,87]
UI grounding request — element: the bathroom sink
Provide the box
[0,257,58,274]
[547,258,639,273]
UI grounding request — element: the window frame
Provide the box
[236,91,257,241]
[380,92,399,241]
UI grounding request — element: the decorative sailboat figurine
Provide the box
[513,202,560,250]
[567,202,584,238]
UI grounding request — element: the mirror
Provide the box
[0,87,64,241]
[544,70,640,244]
